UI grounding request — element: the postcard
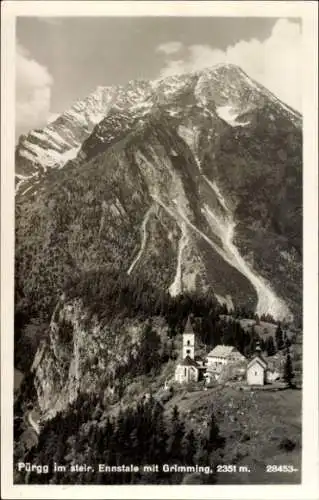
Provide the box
[1,1,318,499]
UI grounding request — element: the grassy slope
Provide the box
[165,386,301,484]
[108,339,301,485]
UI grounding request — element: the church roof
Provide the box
[178,355,199,368]
[207,345,237,358]
[183,316,194,335]
[247,355,267,370]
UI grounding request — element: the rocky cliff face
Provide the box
[31,295,169,418]
[15,63,302,330]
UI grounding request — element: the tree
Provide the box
[275,323,284,350]
[138,320,161,375]
[205,411,225,454]
[152,401,168,462]
[182,429,197,465]
[167,406,185,460]
[265,335,276,356]
[259,338,266,352]
[194,436,210,466]
[221,303,228,315]
[284,332,292,349]
[283,352,294,387]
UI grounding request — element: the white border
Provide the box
[1,2,318,499]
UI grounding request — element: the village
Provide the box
[173,316,294,389]
[14,312,299,445]
[14,311,301,486]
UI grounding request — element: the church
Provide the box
[174,316,205,384]
[174,315,246,385]
[246,344,268,385]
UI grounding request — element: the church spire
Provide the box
[184,315,194,335]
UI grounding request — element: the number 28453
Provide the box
[266,465,296,473]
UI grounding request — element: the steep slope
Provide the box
[15,64,302,324]
[15,81,153,194]
[31,297,157,418]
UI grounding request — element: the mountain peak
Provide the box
[15,62,301,191]
[205,62,243,72]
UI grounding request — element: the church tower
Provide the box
[182,316,195,359]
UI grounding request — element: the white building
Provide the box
[206,345,245,373]
[182,317,195,359]
[175,316,200,384]
[246,347,268,385]
[175,356,200,384]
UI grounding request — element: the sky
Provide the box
[16,16,302,137]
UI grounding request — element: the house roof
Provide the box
[247,355,268,370]
[207,345,237,358]
[194,355,205,362]
[178,355,199,368]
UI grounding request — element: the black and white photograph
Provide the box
[1,1,318,499]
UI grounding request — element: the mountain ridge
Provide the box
[15,63,302,326]
[15,63,301,194]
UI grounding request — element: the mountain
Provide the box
[15,63,302,329]
[15,80,157,193]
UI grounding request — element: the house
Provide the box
[246,346,268,385]
[206,345,245,374]
[175,316,200,384]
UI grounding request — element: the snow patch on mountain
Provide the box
[132,101,153,112]
[23,142,74,170]
[152,74,191,98]
[20,149,37,163]
[16,173,33,180]
[216,106,250,127]
[58,147,81,167]
[167,109,181,117]
[16,86,117,183]
[31,131,64,150]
